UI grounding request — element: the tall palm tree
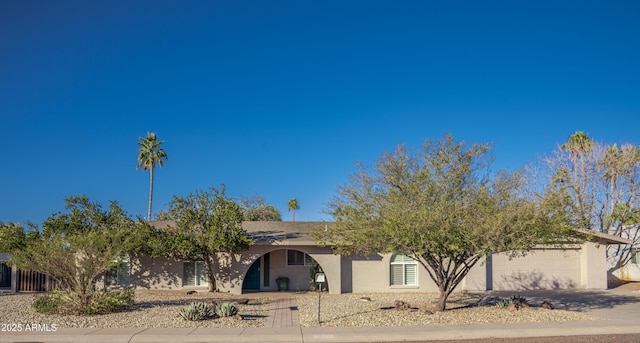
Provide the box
[137,132,168,221]
[287,198,299,222]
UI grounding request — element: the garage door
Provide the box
[490,249,580,290]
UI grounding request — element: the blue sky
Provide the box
[1,1,639,225]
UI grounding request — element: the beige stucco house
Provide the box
[108,221,631,295]
[1,221,631,294]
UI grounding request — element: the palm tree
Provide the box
[287,198,299,222]
[137,132,168,221]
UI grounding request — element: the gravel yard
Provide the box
[1,290,603,329]
[295,292,602,327]
[0,291,270,328]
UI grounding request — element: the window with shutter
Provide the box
[390,253,418,286]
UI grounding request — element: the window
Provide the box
[183,261,208,287]
[632,249,640,264]
[287,250,317,266]
[390,254,417,286]
[106,255,130,287]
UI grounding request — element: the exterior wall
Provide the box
[461,256,487,291]
[128,242,609,294]
[490,248,580,290]
[344,254,439,293]
[130,254,185,290]
[580,241,607,289]
[614,262,640,282]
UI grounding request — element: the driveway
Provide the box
[477,287,640,321]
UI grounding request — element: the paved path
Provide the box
[265,295,300,328]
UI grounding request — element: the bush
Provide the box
[32,291,63,314]
[496,295,529,309]
[86,288,135,315]
[214,302,238,317]
[32,288,135,315]
[179,302,213,321]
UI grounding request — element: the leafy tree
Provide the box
[544,132,640,270]
[287,198,299,222]
[137,132,168,221]
[0,221,28,257]
[317,135,574,311]
[241,195,282,221]
[163,186,253,292]
[5,196,138,314]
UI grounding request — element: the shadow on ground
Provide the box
[473,289,640,312]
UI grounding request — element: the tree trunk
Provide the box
[147,167,154,221]
[292,209,295,222]
[436,289,450,312]
[205,254,217,292]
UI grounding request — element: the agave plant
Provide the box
[179,301,212,321]
[215,302,238,317]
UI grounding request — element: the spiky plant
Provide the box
[179,301,212,321]
[214,302,238,317]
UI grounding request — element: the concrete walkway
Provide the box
[2,289,640,343]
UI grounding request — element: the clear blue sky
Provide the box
[1,1,639,225]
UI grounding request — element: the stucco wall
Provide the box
[580,241,607,289]
[490,248,580,290]
[130,254,185,290]
[343,254,439,293]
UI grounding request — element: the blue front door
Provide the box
[243,259,260,290]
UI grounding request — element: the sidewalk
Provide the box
[2,289,640,343]
[3,320,640,343]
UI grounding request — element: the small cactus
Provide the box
[215,302,238,317]
[179,301,212,321]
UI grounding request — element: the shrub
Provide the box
[179,301,213,321]
[32,288,135,315]
[496,295,529,309]
[495,297,513,308]
[32,291,63,314]
[86,288,135,315]
[214,302,238,317]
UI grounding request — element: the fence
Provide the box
[16,270,50,292]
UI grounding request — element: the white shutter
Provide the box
[404,264,417,286]
[390,264,404,286]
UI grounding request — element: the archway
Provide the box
[240,248,329,293]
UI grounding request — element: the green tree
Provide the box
[287,198,299,222]
[317,135,574,311]
[0,221,28,257]
[163,186,253,292]
[137,132,168,221]
[241,195,282,221]
[5,196,138,314]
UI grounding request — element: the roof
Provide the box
[151,221,634,246]
[579,229,633,245]
[243,221,330,246]
[150,220,331,246]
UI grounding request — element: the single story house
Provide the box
[1,221,632,294]
[119,221,632,294]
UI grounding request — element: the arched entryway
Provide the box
[241,248,328,293]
